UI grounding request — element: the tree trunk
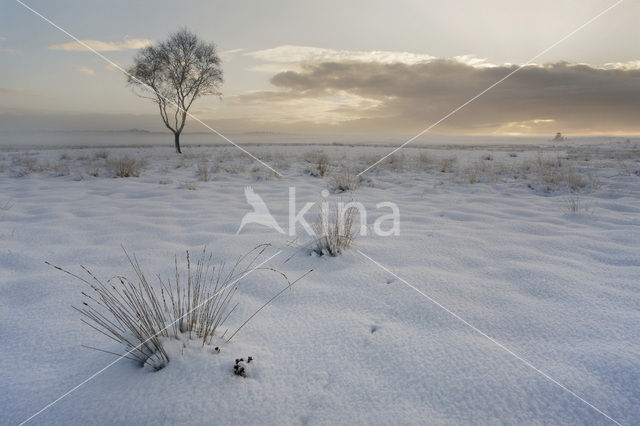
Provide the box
[174,132,182,154]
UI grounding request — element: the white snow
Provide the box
[1,138,639,425]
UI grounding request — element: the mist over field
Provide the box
[0,129,635,150]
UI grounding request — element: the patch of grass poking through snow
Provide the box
[196,162,211,182]
[312,200,359,256]
[327,169,361,193]
[305,150,330,177]
[47,244,285,371]
[384,153,405,172]
[94,150,109,160]
[564,194,594,215]
[439,158,456,173]
[107,155,147,178]
[11,153,42,176]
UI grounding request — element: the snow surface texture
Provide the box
[1,139,639,425]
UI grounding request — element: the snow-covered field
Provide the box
[1,138,639,425]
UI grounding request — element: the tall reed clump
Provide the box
[48,244,279,371]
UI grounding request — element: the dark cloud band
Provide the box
[245,60,640,134]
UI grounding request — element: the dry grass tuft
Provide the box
[382,154,405,172]
[250,165,279,181]
[439,158,456,173]
[48,245,278,371]
[306,150,330,177]
[312,201,358,256]
[327,169,360,193]
[534,160,596,192]
[196,162,211,182]
[564,194,593,214]
[45,161,71,177]
[107,155,147,177]
[417,151,432,168]
[11,154,42,176]
[94,150,109,160]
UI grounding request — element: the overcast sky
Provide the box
[0,0,638,136]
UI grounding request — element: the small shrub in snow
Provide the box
[214,159,246,174]
[11,154,41,176]
[86,167,101,177]
[261,151,290,171]
[306,151,330,177]
[532,159,596,193]
[107,155,146,177]
[312,201,358,256]
[49,161,70,177]
[250,165,279,181]
[271,157,290,171]
[439,158,456,173]
[565,167,587,191]
[94,150,109,160]
[183,151,209,162]
[327,169,360,193]
[536,152,563,170]
[175,157,190,169]
[463,166,479,184]
[196,162,211,181]
[418,151,432,168]
[385,153,405,171]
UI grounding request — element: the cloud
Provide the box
[602,60,640,70]
[236,60,640,134]
[219,48,244,62]
[452,54,495,68]
[49,38,152,52]
[78,66,95,76]
[245,45,437,73]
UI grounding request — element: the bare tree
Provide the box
[127,28,223,153]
